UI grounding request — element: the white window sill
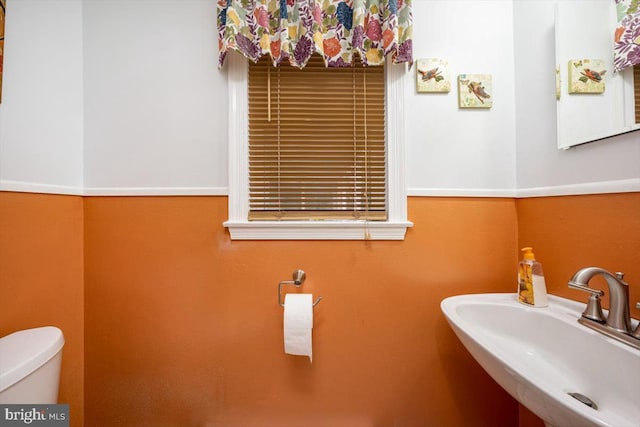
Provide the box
[223,220,413,240]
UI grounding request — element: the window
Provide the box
[247,55,385,221]
[635,65,640,124]
[224,53,412,240]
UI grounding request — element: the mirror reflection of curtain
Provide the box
[0,0,5,103]
[613,0,640,72]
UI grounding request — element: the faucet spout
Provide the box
[569,267,631,333]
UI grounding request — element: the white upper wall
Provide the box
[407,0,516,196]
[82,0,227,194]
[0,0,637,196]
[0,0,84,194]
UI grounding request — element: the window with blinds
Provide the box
[635,65,640,124]
[247,55,386,221]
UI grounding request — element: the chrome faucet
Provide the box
[568,267,639,350]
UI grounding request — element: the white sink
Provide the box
[440,293,640,427]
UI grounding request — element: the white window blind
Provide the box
[247,55,386,221]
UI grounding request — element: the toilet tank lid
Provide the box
[0,326,65,392]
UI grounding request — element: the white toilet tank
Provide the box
[0,326,65,403]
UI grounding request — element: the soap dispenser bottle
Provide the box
[517,247,548,307]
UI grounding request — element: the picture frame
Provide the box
[416,58,451,93]
[568,59,606,94]
[458,74,492,109]
[556,66,561,100]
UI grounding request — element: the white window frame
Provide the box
[223,53,412,240]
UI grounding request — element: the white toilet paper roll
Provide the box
[283,293,313,362]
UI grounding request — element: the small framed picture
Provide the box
[416,58,451,93]
[568,59,606,94]
[556,66,561,100]
[458,74,492,109]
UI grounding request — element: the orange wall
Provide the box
[83,196,518,426]
[3,192,637,426]
[517,193,640,320]
[0,192,84,427]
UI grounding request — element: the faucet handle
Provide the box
[568,281,605,296]
[633,303,640,339]
[568,281,606,323]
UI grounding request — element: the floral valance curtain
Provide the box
[614,0,640,72]
[217,0,413,68]
[0,0,5,103]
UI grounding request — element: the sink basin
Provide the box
[441,293,639,427]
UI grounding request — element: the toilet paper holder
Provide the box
[278,269,323,308]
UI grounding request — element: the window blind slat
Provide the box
[248,55,386,221]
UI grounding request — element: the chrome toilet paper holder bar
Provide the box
[278,269,323,308]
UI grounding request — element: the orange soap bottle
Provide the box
[517,247,548,307]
